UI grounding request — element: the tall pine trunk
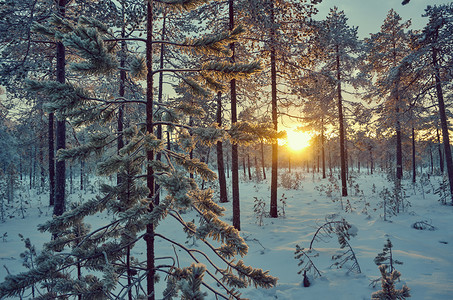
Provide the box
[432,42,453,203]
[269,0,278,218]
[321,118,326,179]
[261,141,266,180]
[54,0,66,217]
[145,2,156,299]
[216,92,228,203]
[336,45,347,197]
[229,0,240,230]
[412,126,416,183]
[436,127,444,173]
[48,112,55,206]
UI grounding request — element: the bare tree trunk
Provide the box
[216,92,228,203]
[432,43,453,203]
[261,141,266,179]
[321,118,326,179]
[229,0,240,230]
[247,153,252,180]
[54,0,66,217]
[269,0,278,218]
[336,45,347,197]
[412,126,416,183]
[437,127,444,173]
[145,2,156,299]
[48,112,55,206]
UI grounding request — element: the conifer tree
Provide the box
[308,7,361,196]
[372,265,411,300]
[363,9,412,183]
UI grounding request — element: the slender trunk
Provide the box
[437,127,444,173]
[261,141,266,179]
[229,0,240,230]
[201,147,211,190]
[321,118,326,179]
[117,13,126,185]
[80,160,84,190]
[247,153,252,180]
[145,2,156,299]
[54,0,66,217]
[369,147,374,175]
[412,126,416,183]
[336,45,347,197]
[216,92,228,203]
[269,0,278,218]
[429,143,434,174]
[242,155,246,177]
[48,112,55,206]
[432,42,453,203]
[155,11,166,205]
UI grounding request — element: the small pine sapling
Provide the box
[294,244,322,285]
[310,216,361,274]
[294,216,361,287]
[374,238,403,273]
[371,265,410,299]
[278,193,287,217]
[253,197,266,226]
[434,175,450,205]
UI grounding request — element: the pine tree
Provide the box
[308,7,362,196]
[372,265,411,300]
[363,9,412,183]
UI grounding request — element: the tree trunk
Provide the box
[412,126,416,183]
[269,0,278,218]
[155,10,166,206]
[229,0,240,230]
[48,112,55,206]
[145,2,156,299]
[321,118,326,179]
[247,153,252,180]
[437,127,444,173]
[261,141,266,179]
[432,43,453,203]
[336,45,347,197]
[54,0,66,217]
[216,92,228,203]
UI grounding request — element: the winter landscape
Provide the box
[1,0,453,299]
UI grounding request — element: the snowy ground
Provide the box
[1,169,452,299]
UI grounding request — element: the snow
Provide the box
[1,169,452,299]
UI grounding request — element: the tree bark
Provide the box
[261,141,266,179]
[145,2,156,299]
[432,42,453,203]
[270,0,278,218]
[48,112,55,206]
[321,118,326,179]
[54,0,66,217]
[216,92,228,203]
[336,45,347,197]
[229,0,240,230]
[436,127,444,173]
[412,126,416,183]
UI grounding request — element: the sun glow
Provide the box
[282,129,312,152]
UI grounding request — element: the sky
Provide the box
[315,0,452,38]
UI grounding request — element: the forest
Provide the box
[0,0,452,299]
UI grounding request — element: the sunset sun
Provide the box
[284,129,311,151]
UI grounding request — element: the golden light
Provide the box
[281,128,312,152]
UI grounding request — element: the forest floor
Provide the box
[1,169,452,299]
